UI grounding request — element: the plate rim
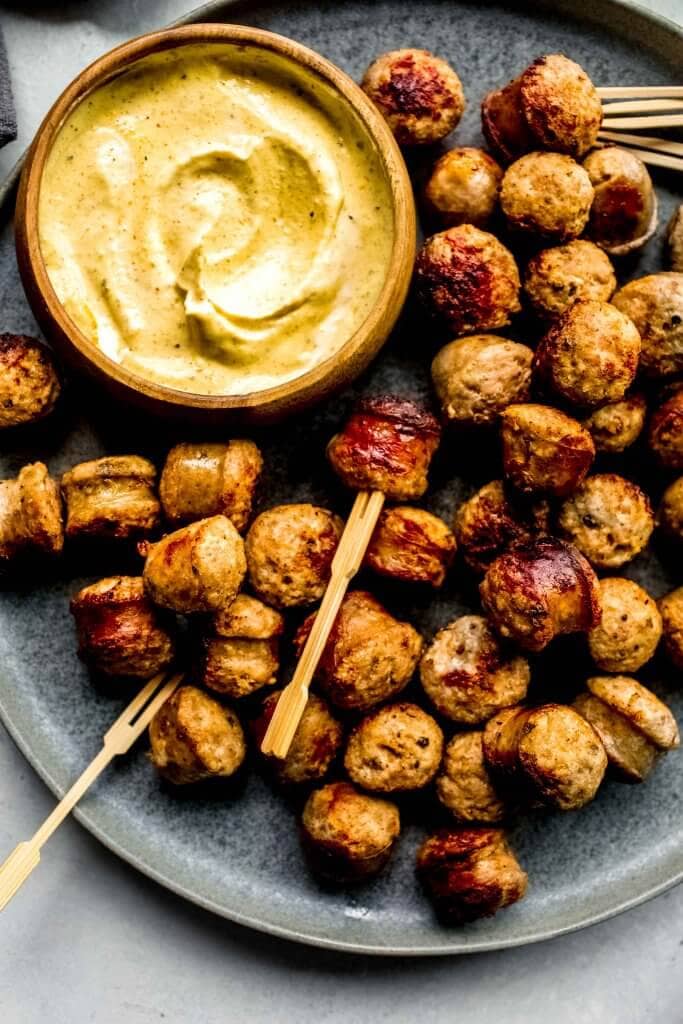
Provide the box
[0,0,681,956]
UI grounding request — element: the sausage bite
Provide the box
[454,479,550,573]
[253,690,343,785]
[361,49,465,146]
[344,703,444,792]
[668,205,683,271]
[659,587,683,670]
[364,506,455,587]
[587,577,662,674]
[0,461,63,563]
[436,732,506,824]
[61,455,160,541]
[500,152,593,242]
[143,515,246,614]
[423,147,503,228]
[480,537,601,652]
[649,388,683,471]
[523,240,616,321]
[582,393,647,453]
[417,828,528,923]
[159,440,262,532]
[327,396,441,501]
[482,53,601,162]
[0,334,61,429]
[420,615,530,724]
[294,590,423,711]
[533,300,641,408]
[431,334,533,427]
[501,403,595,497]
[149,685,246,785]
[583,146,657,255]
[574,676,679,783]
[557,473,654,570]
[245,503,342,608]
[658,476,683,544]
[301,781,400,882]
[200,594,284,698]
[414,225,521,336]
[71,576,175,680]
[483,703,607,810]
[611,273,683,380]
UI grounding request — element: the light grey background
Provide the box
[0,2,681,1021]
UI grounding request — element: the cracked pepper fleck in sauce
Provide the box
[39,44,395,396]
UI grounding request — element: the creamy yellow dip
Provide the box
[39,44,394,395]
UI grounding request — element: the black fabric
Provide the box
[0,26,16,148]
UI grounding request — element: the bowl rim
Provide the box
[15,23,416,413]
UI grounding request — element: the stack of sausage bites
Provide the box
[0,45,681,931]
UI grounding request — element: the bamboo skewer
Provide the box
[599,98,683,114]
[0,670,182,912]
[598,86,683,99]
[260,490,385,759]
[601,113,683,129]
[597,145,683,173]
[597,130,683,157]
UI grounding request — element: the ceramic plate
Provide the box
[0,0,681,955]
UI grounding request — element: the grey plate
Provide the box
[0,0,681,956]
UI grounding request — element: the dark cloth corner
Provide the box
[0,26,16,147]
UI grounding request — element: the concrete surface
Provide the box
[1,1,682,1021]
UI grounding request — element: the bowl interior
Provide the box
[17,24,415,413]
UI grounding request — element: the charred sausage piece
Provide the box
[454,479,550,573]
[415,225,521,336]
[361,49,465,146]
[480,537,601,653]
[71,576,175,680]
[659,587,683,669]
[364,506,456,587]
[431,334,533,427]
[588,577,662,673]
[582,393,647,453]
[533,300,641,409]
[574,675,679,783]
[667,205,683,271]
[327,397,441,501]
[657,477,683,544]
[294,590,423,711]
[61,455,160,542]
[245,503,343,608]
[159,440,263,532]
[612,273,683,380]
[253,690,343,785]
[649,388,683,471]
[301,781,400,882]
[419,614,530,724]
[148,685,246,785]
[423,147,503,228]
[482,703,607,810]
[500,152,594,242]
[436,732,507,824]
[523,240,616,321]
[482,54,602,162]
[344,702,444,792]
[143,515,246,614]
[0,461,63,562]
[583,146,657,255]
[557,473,654,570]
[201,594,284,698]
[416,827,528,923]
[501,403,595,497]
[0,334,61,429]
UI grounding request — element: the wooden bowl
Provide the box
[15,24,416,424]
